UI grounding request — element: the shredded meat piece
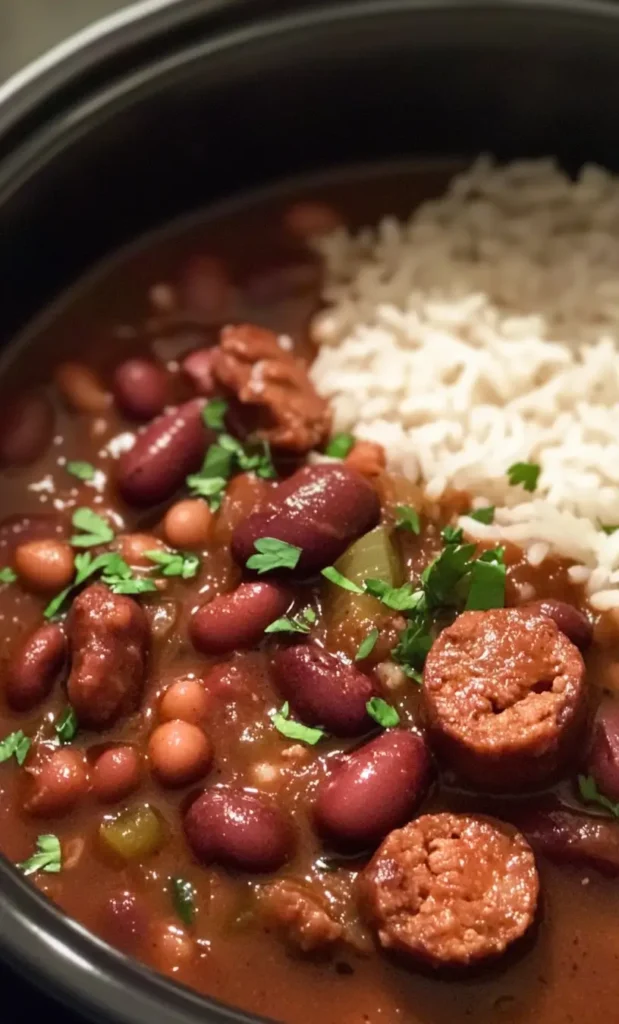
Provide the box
[212,324,331,452]
[260,881,343,952]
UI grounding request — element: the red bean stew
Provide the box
[1,170,619,1024]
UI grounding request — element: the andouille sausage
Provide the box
[358,813,539,968]
[422,608,586,790]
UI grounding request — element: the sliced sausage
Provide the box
[5,622,67,711]
[272,644,375,737]
[358,813,539,968]
[190,582,293,655]
[314,730,433,849]
[259,881,342,952]
[67,583,150,729]
[184,786,293,872]
[231,464,380,578]
[422,608,586,790]
[116,398,212,506]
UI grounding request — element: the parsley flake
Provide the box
[578,774,619,818]
[265,607,316,635]
[600,523,619,536]
[70,507,115,548]
[395,505,421,534]
[468,506,495,525]
[146,549,200,580]
[321,566,364,593]
[0,567,17,584]
[54,707,78,745]
[441,524,463,545]
[171,877,197,926]
[66,461,96,482]
[355,628,379,661]
[247,538,302,574]
[465,557,506,611]
[366,696,400,728]
[202,398,228,431]
[392,621,432,684]
[0,730,31,766]
[325,433,355,459]
[18,834,62,876]
[271,702,326,745]
[364,578,424,612]
[507,461,540,493]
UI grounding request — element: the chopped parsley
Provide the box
[395,505,420,534]
[44,550,156,618]
[321,567,364,594]
[468,506,495,525]
[441,524,463,545]
[600,523,619,536]
[70,507,115,548]
[366,696,400,728]
[325,433,355,459]
[364,579,424,612]
[392,621,432,684]
[265,607,316,635]
[0,567,17,584]
[465,557,506,611]
[202,398,228,431]
[187,433,275,511]
[54,707,78,745]
[271,702,326,746]
[66,461,96,482]
[146,549,200,580]
[578,774,619,818]
[0,730,31,766]
[355,627,379,661]
[507,461,540,493]
[247,538,302,575]
[171,877,197,926]
[18,834,62,876]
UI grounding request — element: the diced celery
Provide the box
[99,804,164,861]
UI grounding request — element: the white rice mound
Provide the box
[309,157,619,611]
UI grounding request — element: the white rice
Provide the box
[309,157,619,609]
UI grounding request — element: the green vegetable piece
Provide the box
[578,774,619,818]
[600,523,619,536]
[468,506,495,525]
[18,834,61,876]
[66,461,96,482]
[394,505,421,534]
[325,433,355,459]
[202,399,228,431]
[171,877,197,926]
[0,567,17,584]
[186,473,228,510]
[355,627,379,661]
[0,730,31,766]
[364,578,423,612]
[70,507,115,548]
[392,621,432,684]
[366,696,400,728]
[441,524,464,544]
[321,566,364,593]
[99,804,165,861]
[246,538,302,574]
[507,461,540,493]
[465,558,506,611]
[271,702,326,746]
[146,549,200,580]
[54,707,78,745]
[265,607,316,635]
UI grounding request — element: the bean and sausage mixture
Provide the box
[2,179,619,1024]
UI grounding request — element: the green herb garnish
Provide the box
[392,621,432,684]
[70,507,115,548]
[355,627,379,661]
[247,538,302,575]
[44,550,156,618]
[18,834,62,876]
[395,505,421,534]
[66,461,96,482]
[366,696,400,728]
[600,523,619,536]
[507,461,540,493]
[325,433,354,459]
[364,578,424,612]
[468,506,495,525]
[578,774,619,818]
[265,607,316,635]
[0,730,31,766]
[54,707,78,745]
[187,433,275,511]
[441,524,464,545]
[171,877,197,926]
[202,399,228,431]
[321,566,364,593]
[0,567,17,584]
[271,702,325,746]
[146,549,200,580]
[465,557,506,611]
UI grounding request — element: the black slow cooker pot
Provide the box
[1,0,619,1019]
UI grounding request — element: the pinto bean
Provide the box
[163,499,212,549]
[93,746,142,803]
[181,347,218,396]
[67,583,150,729]
[190,582,293,655]
[526,599,593,651]
[117,398,212,507]
[55,362,110,414]
[148,720,212,787]
[15,538,74,593]
[314,730,433,849]
[184,786,293,872]
[231,464,380,577]
[516,807,619,876]
[5,622,67,711]
[159,677,211,724]
[117,532,163,568]
[0,393,54,466]
[587,699,619,802]
[113,358,168,421]
[25,748,89,817]
[0,512,68,561]
[272,644,374,737]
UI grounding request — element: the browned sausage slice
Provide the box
[358,812,539,968]
[422,608,586,790]
[67,583,150,729]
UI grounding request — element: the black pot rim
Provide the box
[3,0,619,1021]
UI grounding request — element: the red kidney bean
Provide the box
[516,807,619,876]
[93,745,143,803]
[0,393,53,466]
[314,730,433,849]
[179,256,231,318]
[526,599,593,651]
[587,699,619,802]
[117,398,212,506]
[25,748,90,817]
[272,644,375,736]
[5,622,67,712]
[184,786,293,872]
[112,358,168,421]
[231,464,380,577]
[181,347,218,397]
[190,582,293,655]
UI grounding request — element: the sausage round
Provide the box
[231,464,380,577]
[422,608,586,790]
[358,812,539,968]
